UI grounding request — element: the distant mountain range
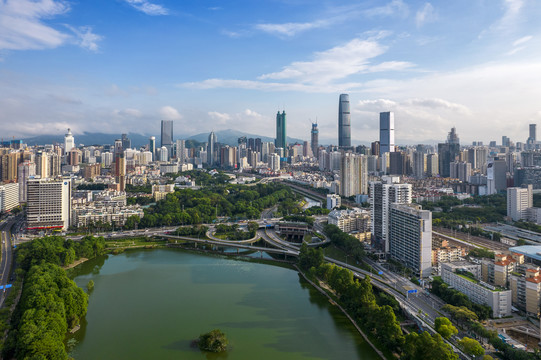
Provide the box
[22,129,305,148]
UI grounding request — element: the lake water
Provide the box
[68,249,379,360]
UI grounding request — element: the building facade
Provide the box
[338,94,351,148]
[27,178,71,231]
[379,112,395,155]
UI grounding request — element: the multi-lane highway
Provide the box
[0,216,17,308]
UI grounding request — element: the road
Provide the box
[0,216,17,308]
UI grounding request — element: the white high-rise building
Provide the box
[370,180,412,253]
[389,204,432,278]
[27,178,71,230]
[64,128,75,154]
[327,194,341,210]
[0,183,20,212]
[158,146,168,162]
[413,151,426,179]
[269,153,280,171]
[507,186,532,221]
[101,152,113,167]
[175,139,186,163]
[379,112,395,155]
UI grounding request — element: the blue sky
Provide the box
[1,0,541,145]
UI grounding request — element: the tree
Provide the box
[403,331,458,360]
[435,317,458,340]
[197,329,228,352]
[458,337,485,358]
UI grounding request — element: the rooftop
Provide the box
[509,245,541,262]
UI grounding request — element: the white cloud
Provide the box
[66,25,103,52]
[113,108,143,118]
[415,3,436,28]
[258,38,387,84]
[0,0,70,50]
[0,0,103,52]
[513,35,533,46]
[124,0,169,16]
[159,106,182,120]
[208,111,231,123]
[480,0,524,37]
[364,0,408,17]
[255,19,330,37]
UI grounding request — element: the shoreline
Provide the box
[294,264,387,360]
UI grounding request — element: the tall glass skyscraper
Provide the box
[338,94,351,147]
[161,120,173,160]
[207,131,217,166]
[311,122,319,158]
[379,111,395,155]
[275,111,286,151]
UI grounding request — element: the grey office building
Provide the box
[379,112,395,155]
[311,123,319,158]
[161,120,173,160]
[338,94,351,147]
[275,111,287,151]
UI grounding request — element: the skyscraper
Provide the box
[149,136,156,161]
[438,127,461,177]
[379,112,395,155]
[207,131,217,166]
[311,123,319,159]
[161,120,174,160]
[338,94,351,147]
[64,128,74,154]
[530,124,537,142]
[275,111,287,151]
[121,133,131,150]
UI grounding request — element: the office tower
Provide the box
[413,151,426,179]
[27,178,71,230]
[502,136,510,147]
[311,123,319,159]
[121,133,131,150]
[161,120,174,160]
[255,138,262,153]
[0,183,19,212]
[0,152,18,183]
[149,136,156,161]
[207,131,217,166]
[238,136,247,146]
[487,157,507,194]
[64,128,74,154]
[371,141,380,156]
[175,139,186,163]
[507,186,532,221]
[275,111,287,151]
[17,161,35,202]
[340,153,367,197]
[438,127,461,177]
[379,112,395,155]
[370,180,412,253]
[114,139,123,156]
[338,94,351,147]
[529,124,536,143]
[389,151,406,175]
[389,204,432,278]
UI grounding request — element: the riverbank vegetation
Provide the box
[2,236,108,359]
[298,244,457,359]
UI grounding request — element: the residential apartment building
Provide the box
[441,262,512,318]
[389,203,432,278]
[328,208,371,241]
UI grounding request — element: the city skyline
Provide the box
[1,0,541,144]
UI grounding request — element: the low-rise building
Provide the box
[152,184,175,201]
[432,239,467,272]
[0,183,19,212]
[328,208,370,239]
[441,262,512,318]
[71,205,143,228]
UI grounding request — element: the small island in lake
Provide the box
[196,329,229,353]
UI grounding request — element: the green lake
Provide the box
[68,249,380,360]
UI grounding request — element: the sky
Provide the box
[1,0,541,146]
